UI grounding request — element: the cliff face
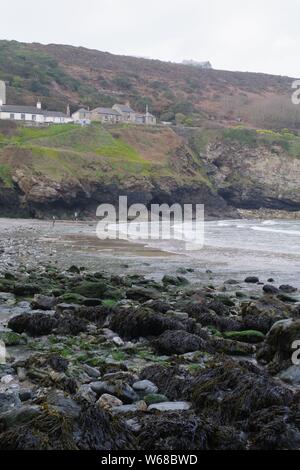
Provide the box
[1,123,300,219]
[0,122,232,219]
[205,141,300,210]
[176,126,300,212]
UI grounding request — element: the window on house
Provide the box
[10,114,15,120]
[32,115,36,121]
[21,114,26,120]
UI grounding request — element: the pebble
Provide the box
[97,394,123,410]
[1,374,15,385]
[111,401,148,414]
[132,380,158,394]
[148,401,192,412]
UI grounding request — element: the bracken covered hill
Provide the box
[0,40,299,129]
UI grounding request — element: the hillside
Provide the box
[0,121,230,218]
[1,121,300,217]
[0,40,299,129]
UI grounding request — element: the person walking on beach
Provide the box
[52,216,56,227]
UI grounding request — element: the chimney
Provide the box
[0,80,6,105]
[37,101,42,110]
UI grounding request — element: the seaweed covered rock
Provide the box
[245,406,300,450]
[153,330,209,355]
[126,287,160,302]
[190,360,294,425]
[241,298,292,334]
[257,319,300,373]
[140,365,193,401]
[137,412,212,450]
[210,337,255,356]
[137,412,247,450]
[109,307,196,340]
[185,300,242,332]
[8,312,57,336]
[0,397,136,450]
[8,312,88,337]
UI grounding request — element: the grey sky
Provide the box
[2,0,299,77]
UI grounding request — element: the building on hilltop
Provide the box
[0,101,73,124]
[89,107,122,124]
[112,102,137,123]
[72,108,91,125]
[86,102,156,125]
[0,81,73,124]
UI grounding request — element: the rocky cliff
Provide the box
[179,127,300,213]
[0,122,232,219]
[1,123,300,219]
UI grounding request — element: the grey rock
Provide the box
[278,366,300,385]
[83,364,101,379]
[90,380,139,404]
[148,401,192,412]
[75,384,97,404]
[132,380,158,394]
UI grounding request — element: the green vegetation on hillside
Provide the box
[0,123,210,184]
[223,127,300,156]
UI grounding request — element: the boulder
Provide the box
[245,277,259,284]
[110,307,196,340]
[96,394,123,411]
[153,330,208,355]
[132,380,158,395]
[148,402,191,412]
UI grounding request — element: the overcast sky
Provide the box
[2,0,300,77]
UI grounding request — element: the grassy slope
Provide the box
[0,123,210,188]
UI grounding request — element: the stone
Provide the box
[1,374,14,385]
[126,287,160,302]
[245,277,259,284]
[75,384,97,404]
[90,381,139,404]
[277,366,300,385]
[111,401,148,414]
[153,330,208,355]
[31,295,57,311]
[125,418,142,433]
[279,285,298,294]
[18,389,32,402]
[97,394,123,411]
[112,336,124,347]
[0,392,21,412]
[83,364,101,379]
[162,275,189,286]
[132,380,158,394]
[148,401,191,412]
[17,367,27,382]
[263,285,279,295]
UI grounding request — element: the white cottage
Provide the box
[0,101,73,124]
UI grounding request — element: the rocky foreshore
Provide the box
[0,258,300,450]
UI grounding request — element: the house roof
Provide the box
[92,107,121,116]
[114,104,135,114]
[0,105,68,117]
